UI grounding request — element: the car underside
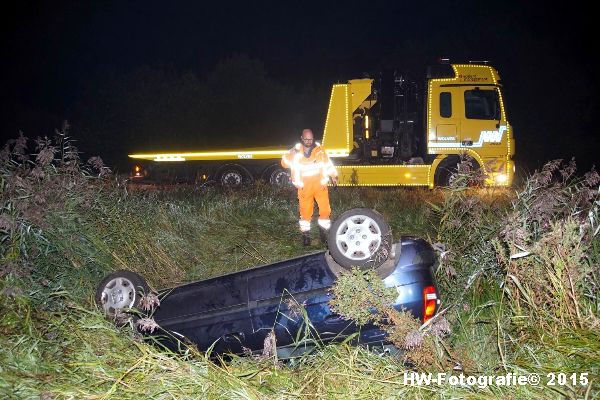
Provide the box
[96,208,440,358]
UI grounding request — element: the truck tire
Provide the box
[218,165,250,188]
[435,155,481,187]
[268,167,291,186]
[95,270,149,320]
[434,156,460,187]
[327,208,392,270]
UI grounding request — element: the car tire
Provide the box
[95,270,150,320]
[327,208,392,270]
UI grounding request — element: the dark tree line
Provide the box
[69,54,330,170]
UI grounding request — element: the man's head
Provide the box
[301,129,314,147]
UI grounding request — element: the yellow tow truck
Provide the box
[129,61,515,187]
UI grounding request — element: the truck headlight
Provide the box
[495,173,508,184]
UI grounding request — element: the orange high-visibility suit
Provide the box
[281,142,338,233]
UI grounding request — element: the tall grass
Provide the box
[1,132,598,398]
[426,158,599,398]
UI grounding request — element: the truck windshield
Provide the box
[464,89,500,120]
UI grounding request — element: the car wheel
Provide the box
[327,208,392,270]
[268,167,291,186]
[95,270,149,319]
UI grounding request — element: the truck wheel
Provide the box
[95,270,149,320]
[434,157,460,187]
[327,208,392,270]
[442,165,459,187]
[218,165,248,188]
[435,155,481,187]
[268,167,291,186]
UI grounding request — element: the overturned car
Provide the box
[96,208,440,357]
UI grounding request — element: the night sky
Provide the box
[2,1,597,175]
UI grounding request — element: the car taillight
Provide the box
[423,285,437,322]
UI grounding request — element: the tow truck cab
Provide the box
[330,62,515,187]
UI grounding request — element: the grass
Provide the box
[1,132,598,399]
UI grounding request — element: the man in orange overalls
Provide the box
[281,129,338,246]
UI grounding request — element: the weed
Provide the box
[1,131,598,399]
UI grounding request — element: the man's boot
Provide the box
[319,227,329,246]
[302,232,311,246]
